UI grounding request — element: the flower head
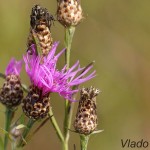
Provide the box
[22,85,50,120]
[0,58,23,108]
[5,58,23,76]
[57,0,83,27]
[24,42,96,101]
[74,87,100,135]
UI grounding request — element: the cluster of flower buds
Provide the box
[74,87,100,135]
[0,2,100,150]
[0,4,98,124]
[21,3,96,121]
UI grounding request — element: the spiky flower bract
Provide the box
[0,58,23,107]
[57,0,83,27]
[74,87,100,135]
[22,85,50,120]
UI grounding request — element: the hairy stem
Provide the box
[80,134,90,150]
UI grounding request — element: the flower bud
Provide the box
[0,75,23,108]
[10,126,22,140]
[22,85,50,120]
[74,87,100,135]
[27,5,54,57]
[57,0,83,27]
[0,59,23,108]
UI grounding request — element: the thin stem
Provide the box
[48,108,64,142]
[63,101,74,150]
[11,141,17,150]
[64,26,75,70]
[17,119,35,148]
[24,118,50,144]
[80,134,90,150]
[63,26,75,150]
[32,117,49,136]
[4,108,14,150]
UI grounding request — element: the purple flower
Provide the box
[24,42,96,101]
[5,58,23,76]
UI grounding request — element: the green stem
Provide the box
[11,141,17,150]
[80,134,90,150]
[48,108,64,142]
[64,26,75,70]
[4,108,14,150]
[32,118,49,136]
[63,26,75,150]
[17,119,35,148]
[63,102,74,150]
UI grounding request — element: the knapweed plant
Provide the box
[0,1,103,150]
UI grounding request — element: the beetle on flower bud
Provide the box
[27,5,54,57]
[30,4,55,30]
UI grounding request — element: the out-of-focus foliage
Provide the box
[0,0,150,149]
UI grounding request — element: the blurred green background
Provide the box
[0,0,150,150]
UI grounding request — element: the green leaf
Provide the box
[21,136,27,145]
[0,128,12,141]
[32,30,42,55]
[91,129,104,135]
[16,113,25,125]
[21,84,29,93]
[0,128,8,135]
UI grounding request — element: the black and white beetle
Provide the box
[30,5,55,30]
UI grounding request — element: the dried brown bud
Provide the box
[0,75,23,108]
[57,0,83,27]
[27,5,54,56]
[22,85,50,120]
[74,87,100,135]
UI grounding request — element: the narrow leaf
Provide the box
[0,128,8,135]
[92,130,104,135]
[16,124,27,130]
